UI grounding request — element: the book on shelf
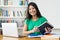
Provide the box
[25,0,28,5]
[6,10,8,16]
[22,0,25,5]
[19,0,28,5]
[2,9,8,17]
[4,0,8,5]
[17,11,20,16]
[24,10,26,16]
[0,20,2,27]
[0,8,2,16]
[0,0,4,5]
[3,10,8,16]
[20,10,26,17]
[2,9,7,16]
[4,0,12,5]
[8,10,13,17]
[14,10,18,17]
[13,11,15,17]
[21,10,25,16]
[20,11,23,16]
[0,18,24,27]
[13,10,23,17]
[8,0,13,5]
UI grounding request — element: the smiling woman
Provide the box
[23,2,52,36]
[29,5,37,16]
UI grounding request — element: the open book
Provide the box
[37,21,53,34]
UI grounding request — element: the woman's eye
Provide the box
[32,8,34,9]
[29,7,35,10]
[29,8,31,10]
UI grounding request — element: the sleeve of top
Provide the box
[24,19,28,25]
[41,16,48,23]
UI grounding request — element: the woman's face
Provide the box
[29,5,37,16]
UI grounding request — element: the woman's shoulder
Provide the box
[39,16,48,21]
[24,18,30,22]
[24,19,30,24]
[25,18,30,21]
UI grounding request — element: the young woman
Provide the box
[23,2,52,36]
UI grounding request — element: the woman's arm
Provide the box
[23,24,34,36]
[23,24,38,36]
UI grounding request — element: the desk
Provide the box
[0,35,41,40]
[0,35,60,40]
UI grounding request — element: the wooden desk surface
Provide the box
[0,35,60,40]
[0,35,41,40]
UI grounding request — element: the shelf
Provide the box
[0,0,28,30]
[0,27,23,30]
[0,16,26,19]
[0,5,27,8]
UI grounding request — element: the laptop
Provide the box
[2,23,20,38]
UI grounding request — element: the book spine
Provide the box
[8,0,12,5]
[13,11,15,17]
[15,11,17,17]
[0,19,2,27]
[24,10,26,16]
[6,10,8,16]
[7,19,11,23]
[25,0,28,5]
[22,0,25,5]
[4,0,8,5]
[20,11,22,16]
[17,11,20,16]
[0,8,2,16]
[8,10,13,17]
[2,9,5,16]
[0,0,4,5]
[19,0,23,5]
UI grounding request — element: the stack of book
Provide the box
[41,34,60,40]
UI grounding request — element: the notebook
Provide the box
[28,33,43,38]
[2,23,20,37]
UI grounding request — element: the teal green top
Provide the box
[24,16,48,34]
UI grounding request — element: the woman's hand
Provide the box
[32,27,39,33]
[45,27,52,34]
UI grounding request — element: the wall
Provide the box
[29,0,60,29]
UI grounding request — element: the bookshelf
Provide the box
[0,0,29,30]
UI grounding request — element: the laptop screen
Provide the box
[2,23,19,37]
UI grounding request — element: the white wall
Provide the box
[29,0,60,29]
